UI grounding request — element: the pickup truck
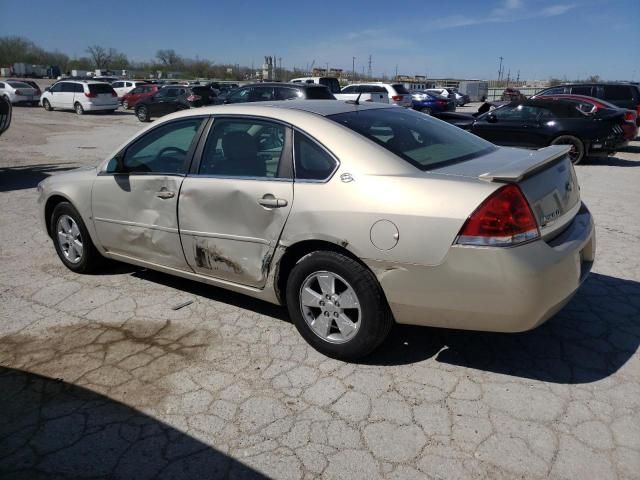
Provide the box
[334,84,389,104]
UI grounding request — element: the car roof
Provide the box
[238,82,329,89]
[547,83,637,88]
[166,99,395,119]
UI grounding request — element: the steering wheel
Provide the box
[158,146,187,158]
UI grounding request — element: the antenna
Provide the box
[346,92,363,105]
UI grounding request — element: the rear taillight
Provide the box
[624,111,637,122]
[391,95,402,101]
[186,94,201,102]
[85,92,97,98]
[111,91,117,97]
[636,104,640,116]
[436,100,447,105]
[456,184,539,246]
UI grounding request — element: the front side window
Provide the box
[341,85,356,93]
[248,87,275,102]
[491,104,540,121]
[541,86,565,95]
[108,118,204,174]
[277,87,302,100]
[199,118,288,178]
[294,132,337,180]
[329,108,495,170]
[62,83,76,93]
[50,83,63,93]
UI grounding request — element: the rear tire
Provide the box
[122,100,129,110]
[136,105,150,122]
[551,135,585,164]
[74,102,84,115]
[285,251,393,360]
[50,202,102,273]
[42,99,52,111]
[420,107,432,115]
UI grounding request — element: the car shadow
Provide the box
[618,144,640,154]
[362,273,640,383]
[584,155,640,167]
[0,163,77,192]
[130,267,289,321]
[0,366,268,479]
[126,265,638,384]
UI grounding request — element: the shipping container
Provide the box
[458,81,489,102]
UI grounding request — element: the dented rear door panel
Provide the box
[178,177,293,287]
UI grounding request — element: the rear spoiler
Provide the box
[478,145,571,182]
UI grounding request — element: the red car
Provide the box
[537,94,638,141]
[121,84,162,110]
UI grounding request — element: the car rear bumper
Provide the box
[80,101,119,111]
[366,203,595,332]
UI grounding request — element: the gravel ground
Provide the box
[1,105,639,480]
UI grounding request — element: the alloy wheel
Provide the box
[299,271,361,344]
[56,214,83,264]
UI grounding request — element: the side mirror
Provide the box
[44,87,51,92]
[486,113,498,123]
[113,152,125,173]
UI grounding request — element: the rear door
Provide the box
[178,116,293,287]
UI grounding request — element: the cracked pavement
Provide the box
[0,107,639,479]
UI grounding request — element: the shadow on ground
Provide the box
[584,155,640,167]
[128,264,639,384]
[0,164,77,192]
[364,273,640,383]
[0,367,268,479]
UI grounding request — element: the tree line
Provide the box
[0,36,256,79]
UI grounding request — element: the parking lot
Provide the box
[1,105,639,479]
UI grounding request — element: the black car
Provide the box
[134,85,215,122]
[220,82,335,104]
[433,99,628,164]
[534,83,640,124]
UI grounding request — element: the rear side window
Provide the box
[277,87,302,100]
[341,85,356,93]
[543,86,566,95]
[61,83,75,93]
[305,87,334,99]
[392,84,409,94]
[89,83,115,94]
[294,132,337,180]
[74,84,84,93]
[603,85,634,101]
[570,85,593,96]
[8,81,31,88]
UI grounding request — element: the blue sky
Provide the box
[1,0,638,80]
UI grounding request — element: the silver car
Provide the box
[0,80,40,105]
[38,101,596,360]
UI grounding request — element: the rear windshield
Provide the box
[89,83,116,94]
[305,86,335,99]
[7,81,31,88]
[328,108,496,170]
[318,77,341,94]
[392,84,409,94]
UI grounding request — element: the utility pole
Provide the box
[326,62,329,76]
[516,70,520,83]
[367,55,372,79]
[279,57,282,80]
[506,69,511,86]
[352,56,356,81]
[497,56,503,81]
[395,64,398,80]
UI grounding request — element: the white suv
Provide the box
[41,80,118,115]
[111,80,148,99]
[350,82,413,107]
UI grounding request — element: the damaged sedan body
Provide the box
[38,101,595,360]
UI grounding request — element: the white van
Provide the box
[290,77,341,94]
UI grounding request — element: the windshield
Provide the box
[328,108,496,170]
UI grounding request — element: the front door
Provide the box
[48,82,65,108]
[473,104,542,147]
[179,117,293,287]
[91,116,206,269]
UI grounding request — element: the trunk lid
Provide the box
[432,145,581,239]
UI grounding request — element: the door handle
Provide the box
[156,190,175,199]
[258,194,288,208]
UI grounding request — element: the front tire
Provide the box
[286,251,393,360]
[136,105,150,122]
[42,99,52,111]
[74,102,84,115]
[122,99,129,110]
[50,202,102,273]
[551,135,585,164]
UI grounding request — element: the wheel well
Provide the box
[44,195,68,237]
[276,239,377,305]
